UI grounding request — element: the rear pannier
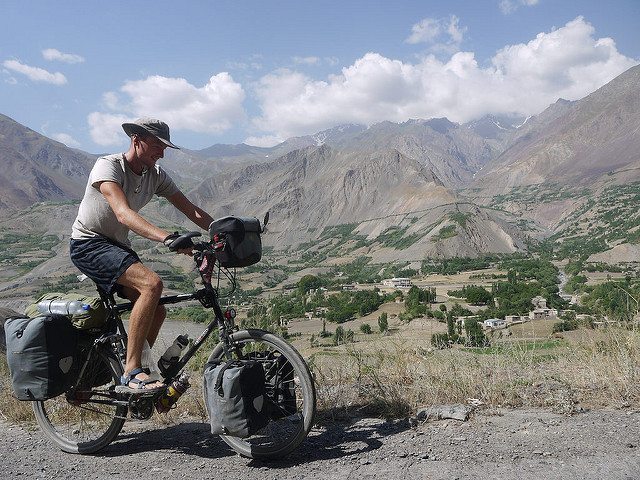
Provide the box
[4,315,79,400]
[209,216,262,268]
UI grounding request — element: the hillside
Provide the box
[0,65,639,264]
[0,114,96,210]
[472,65,640,191]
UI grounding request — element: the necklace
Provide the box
[134,167,148,194]
[123,153,148,194]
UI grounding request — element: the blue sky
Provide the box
[1,0,638,153]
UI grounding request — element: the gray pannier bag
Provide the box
[204,359,271,438]
[4,314,79,400]
[208,216,262,268]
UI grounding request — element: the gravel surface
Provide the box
[1,408,639,479]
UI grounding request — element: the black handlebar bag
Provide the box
[4,315,79,400]
[209,216,262,268]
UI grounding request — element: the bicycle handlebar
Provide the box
[164,231,201,251]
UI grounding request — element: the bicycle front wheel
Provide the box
[33,348,127,454]
[207,329,316,459]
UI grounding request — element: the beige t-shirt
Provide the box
[71,153,179,246]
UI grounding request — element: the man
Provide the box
[70,118,214,393]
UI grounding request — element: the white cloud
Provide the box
[226,60,263,71]
[292,56,341,67]
[406,18,441,44]
[89,73,246,146]
[51,132,81,148]
[293,56,321,65]
[406,15,467,54]
[88,112,130,146]
[102,91,121,110]
[2,59,67,85]
[244,134,284,148]
[250,17,638,145]
[499,0,539,15]
[42,48,85,64]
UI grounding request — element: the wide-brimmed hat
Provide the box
[122,118,180,149]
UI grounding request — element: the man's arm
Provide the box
[99,181,170,242]
[167,191,214,231]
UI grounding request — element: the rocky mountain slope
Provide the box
[182,129,530,260]
[0,114,96,210]
[1,65,638,262]
[472,65,640,191]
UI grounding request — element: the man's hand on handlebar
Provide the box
[163,231,201,254]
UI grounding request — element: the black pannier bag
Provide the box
[209,216,262,268]
[4,315,79,400]
[0,307,22,353]
[204,359,271,438]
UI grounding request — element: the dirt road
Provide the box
[1,408,638,479]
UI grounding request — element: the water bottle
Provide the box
[157,334,189,373]
[155,372,190,413]
[141,340,161,382]
[37,299,91,315]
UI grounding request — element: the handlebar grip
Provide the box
[165,231,201,251]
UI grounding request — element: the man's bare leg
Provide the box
[117,262,164,388]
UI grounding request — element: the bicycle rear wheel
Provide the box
[207,329,316,459]
[33,348,127,454]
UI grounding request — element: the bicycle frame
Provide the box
[95,241,241,386]
[98,288,236,387]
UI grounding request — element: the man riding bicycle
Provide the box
[69,118,214,394]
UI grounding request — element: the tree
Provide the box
[359,323,372,334]
[333,326,354,345]
[378,312,388,333]
[464,285,493,305]
[404,286,436,320]
[297,274,324,296]
[446,313,455,337]
[464,318,489,347]
[431,333,450,349]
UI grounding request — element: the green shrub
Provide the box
[431,333,450,349]
[552,319,579,333]
[359,323,373,334]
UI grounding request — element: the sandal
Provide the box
[115,367,166,394]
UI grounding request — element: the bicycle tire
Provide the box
[206,329,316,459]
[32,348,127,454]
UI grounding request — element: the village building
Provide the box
[529,307,558,320]
[505,314,527,324]
[483,318,507,329]
[382,277,413,289]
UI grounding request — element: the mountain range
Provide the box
[1,64,639,264]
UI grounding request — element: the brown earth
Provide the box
[1,408,638,479]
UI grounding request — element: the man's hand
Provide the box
[163,232,194,253]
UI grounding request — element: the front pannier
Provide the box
[204,359,271,438]
[209,216,262,268]
[4,315,79,400]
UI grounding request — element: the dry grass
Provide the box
[311,326,640,419]
[0,355,35,423]
[2,325,639,427]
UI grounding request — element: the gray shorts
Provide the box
[69,236,140,294]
